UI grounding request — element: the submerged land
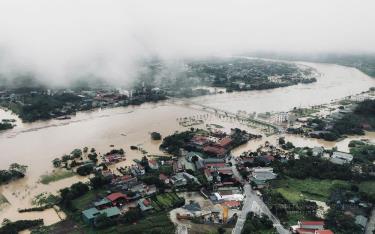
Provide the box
[0,58,317,122]
[0,56,374,234]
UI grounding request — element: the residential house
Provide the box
[82,207,121,225]
[298,221,325,229]
[355,215,368,229]
[251,167,277,182]
[138,198,153,212]
[216,137,233,149]
[182,172,200,184]
[213,193,244,202]
[170,173,187,187]
[130,164,145,176]
[330,151,353,165]
[106,192,128,207]
[111,175,139,190]
[312,147,324,157]
[189,135,211,149]
[148,160,159,170]
[186,151,203,162]
[196,158,226,170]
[203,145,227,157]
[104,153,125,164]
[222,200,241,209]
[132,184,157,197]
[94,198,112,210]
[159,173,170,184]
[314,230,333,234]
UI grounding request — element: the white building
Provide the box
[330,152,353,165]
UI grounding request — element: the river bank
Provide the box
[0,60,374,225]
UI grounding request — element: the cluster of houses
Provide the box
[187,133,232,158]
[81,170,158,225]
[192,157,238,187]
[328,186,371,232]
[102,152,126,165]
[185,128,260,158]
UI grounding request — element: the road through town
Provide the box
[230,157,289,234]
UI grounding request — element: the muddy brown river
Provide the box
[0,61,374,224]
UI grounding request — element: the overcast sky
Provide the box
[0,0,374,85]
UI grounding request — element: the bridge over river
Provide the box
[167,97,283,135]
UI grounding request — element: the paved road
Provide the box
[366,208,375,234]
[176,225,188,234]
[230,157,290,234]
[232,183,290,234]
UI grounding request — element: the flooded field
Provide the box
[0,61,374,224]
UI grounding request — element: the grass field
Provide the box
[40,169,75,184]
[78,212,175,234]
[359,181,375,196]
[71,189,107,211]
[151,193,184,211]
[272,177,349,203]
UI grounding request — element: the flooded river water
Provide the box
[190,62,375,113]
[0,61,374,224]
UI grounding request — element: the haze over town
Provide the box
[0,0,374,85]
[0,1,375,234]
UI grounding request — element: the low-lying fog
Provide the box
[0,0,374,86]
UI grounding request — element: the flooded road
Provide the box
[0,60,374,224]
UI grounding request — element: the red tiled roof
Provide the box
[217,169,233,175]
[223,201,240,207]
[143,199,151,206]
[191,135,210,145]
[265,155,275,161]
[107,192,127,201]
[315,230,334,234]
[300,221,325,226]
[203,146,227,156]
[296,228,315,234]
[205,163,226,168]
[148,159,157,165]
[217,137,232,148]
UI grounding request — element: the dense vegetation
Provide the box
[262,191,318,223]
[159,130,196,155]
[350,141,375,164]
[325,205,362,234]
[59,182,90,209]
[4,92,85,122]
[0,163,27,185]
[272,156,372,181]
[188,58,316,92]
[289,99,375,141]
[241,212,274,234]
[256,52,375,77]
[0,119,14,130]
[0,219,43,234]
[116,212,175,234]
[0,86,166,122]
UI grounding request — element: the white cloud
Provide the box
[0,0,374,85]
